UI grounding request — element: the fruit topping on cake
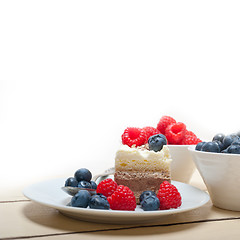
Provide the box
[148,134,167,152]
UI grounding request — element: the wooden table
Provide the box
[1,170,240,240]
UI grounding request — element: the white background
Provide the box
[1,0,240,194]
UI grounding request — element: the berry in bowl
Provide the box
[121,115,201,184]
[189,132,240,211]
[156,115,201,183]
[195,132,240,154]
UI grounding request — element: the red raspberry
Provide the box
[157,116,176,134]
[157,181,182,210]
[107,185,136,211]
[181,130,202,145]
[142,126,161,143]
[96,178,118,197]
[121,127,147,147]
[165,122,186,144]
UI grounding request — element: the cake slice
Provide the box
[114,144,172,203]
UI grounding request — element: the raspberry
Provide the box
[142,126,161,143]
[157,181,182,210]
[157,116,176,134]
[121,127,147,147]
[165,122,186,144]
[107,185,136,211]
[181,130,202,145]
[96,178,118,197]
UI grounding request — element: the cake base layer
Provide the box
[114,171,171,203]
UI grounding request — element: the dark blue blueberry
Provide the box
[212,133,225,143]
[222,134,239,149]
[70,190,91,208]
[78,180,92,189]
[139,190,156,203]
[213,140,224,151]
[231,140,240,146]
[74,168,92,182]
[90,181,98,190]
[226,145,240,154]
[140,195,160,211]
[96,193,106,198]
[195,141,206,151]
[201,142,220,153]
[64,177,78,187]
[89,194,110,210]
[148,134,167,152]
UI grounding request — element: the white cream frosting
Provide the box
[115,145,172,172]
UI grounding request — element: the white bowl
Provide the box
[189,145,240,211]
[168,145,196,183]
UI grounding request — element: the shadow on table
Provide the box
[22,201,212,236]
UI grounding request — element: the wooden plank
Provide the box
[3,219,240,240]
[1,198,240,239]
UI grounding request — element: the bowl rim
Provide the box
[167,144,197,148]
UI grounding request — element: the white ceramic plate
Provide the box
[23,178,210,224]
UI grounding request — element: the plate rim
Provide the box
[23,178,210,217]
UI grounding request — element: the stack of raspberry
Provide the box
[96,178,182,211]
[121,115,201,147]
[96,178,137,211]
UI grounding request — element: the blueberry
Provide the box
[231,140,240,146]
[139,190,156,203]
[222,134,239,149]
[89,194,110,210]
[74,168,92,182]
[140,195,160,211]
[64,177,78,187]
[212,133,225,143]
[195,141,206,151]
[226,145,240,154]
[213,140,224,151]
[70,190,91,208]
[201,142,220,153]
[148,134,167,152]
[78,180,92,189]
[90,181,97,190]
